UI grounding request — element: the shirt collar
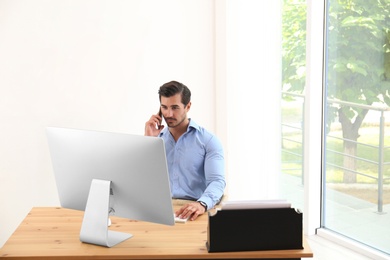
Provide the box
[187,118,200,132]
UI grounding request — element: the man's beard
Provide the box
[166,116,186,128]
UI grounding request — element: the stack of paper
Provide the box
[220,199,291,210]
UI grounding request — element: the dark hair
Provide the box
[158,81,191,106]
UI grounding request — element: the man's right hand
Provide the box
[144,113,164,136]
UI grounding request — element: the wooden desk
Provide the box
[0,207,313,259]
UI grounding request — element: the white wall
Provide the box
[221,0,282,200]
[0,0,215,247]
[0,0,283,247]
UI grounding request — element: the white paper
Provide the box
[221,199,291,210]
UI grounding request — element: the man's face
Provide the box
[160,93,191,128]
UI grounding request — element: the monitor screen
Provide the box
[46,127,175,247]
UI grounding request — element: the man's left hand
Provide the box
[175,202,206,221]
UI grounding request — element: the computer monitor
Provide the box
[46,127,175,247]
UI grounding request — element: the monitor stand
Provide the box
[79,179,133,247]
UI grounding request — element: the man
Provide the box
[145,80,225,221]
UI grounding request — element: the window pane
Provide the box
[281,0,307,210]
[323,0,390,254]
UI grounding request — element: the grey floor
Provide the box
[280,173,390,259]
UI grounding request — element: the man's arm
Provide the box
[175,135,225,221]
[198,135,226,209]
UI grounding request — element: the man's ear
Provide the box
[185,101,192,112]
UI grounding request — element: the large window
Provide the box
[282,0,390,257]
[323,0,390,255]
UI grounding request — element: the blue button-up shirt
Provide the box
[159,119,225,209]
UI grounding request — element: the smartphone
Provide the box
[158,108,163,127]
